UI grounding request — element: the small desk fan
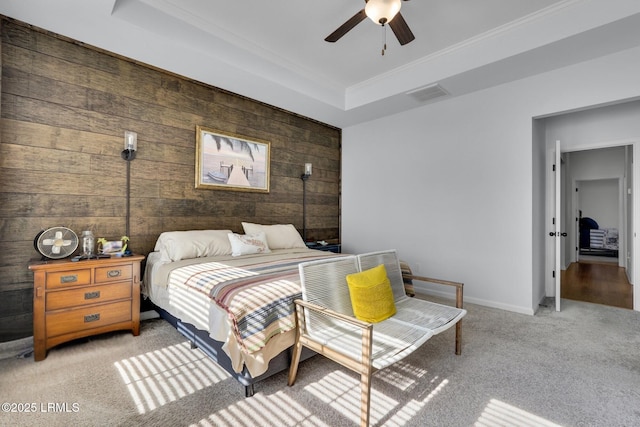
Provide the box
[34,227,79,260]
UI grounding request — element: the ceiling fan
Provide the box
[325,0,415,46]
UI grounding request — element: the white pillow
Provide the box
[154,230,233,262]
[241,222,306,249]
[227,232,271,257]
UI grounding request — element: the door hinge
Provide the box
[552,270,556,278]
[553,164,556,172]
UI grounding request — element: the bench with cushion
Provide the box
[287,249,466,426]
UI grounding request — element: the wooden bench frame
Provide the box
[405,273,465,355]
[287,251,465,426]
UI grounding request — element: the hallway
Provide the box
[561,260,633,309]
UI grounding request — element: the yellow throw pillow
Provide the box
[346,264,396,323]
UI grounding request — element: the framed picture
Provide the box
[195,126,270,192]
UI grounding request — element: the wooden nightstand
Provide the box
[29,255,144,361]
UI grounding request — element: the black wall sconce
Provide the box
[300,163,312,242]
[121,131,137,238]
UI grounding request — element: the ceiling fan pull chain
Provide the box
[381,24,387,56]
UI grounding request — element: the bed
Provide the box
[142,223,343,396]
[579,217,619,257]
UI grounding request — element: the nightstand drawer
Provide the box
[45,300,132,337]
[46,282,132,311]
[46,269,92,289]
[95,263,132,283]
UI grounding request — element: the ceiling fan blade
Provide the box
[388,12,415,45]
[325,9,367,42]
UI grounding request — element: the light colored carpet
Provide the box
[1,298,639,427]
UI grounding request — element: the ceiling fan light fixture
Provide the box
[365,0,401,25]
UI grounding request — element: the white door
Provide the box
[575,181,580,264]
[569,181,582,262]
[554,140,562,311]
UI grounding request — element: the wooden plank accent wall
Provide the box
[0,17,341,342]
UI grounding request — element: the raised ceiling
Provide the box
[2,0,640,127]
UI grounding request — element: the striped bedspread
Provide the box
[169,251,342,353]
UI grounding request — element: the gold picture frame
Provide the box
[195,126,270,192]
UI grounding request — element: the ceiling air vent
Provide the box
[406,83,449,103]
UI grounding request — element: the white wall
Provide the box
[578,179,619,228]
[342,44,640,315]
[544,101,640,149]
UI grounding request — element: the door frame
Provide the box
[546,138,638,311]
[554,140,561,311]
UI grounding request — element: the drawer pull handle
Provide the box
[60,275,78,283]
[84,313,100,323]
[107,270,121,278]
[84,291,101,300]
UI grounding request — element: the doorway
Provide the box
[573,177,622,266]
[536,99,640,313]
[559,146,633,309]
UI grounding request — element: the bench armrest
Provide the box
[402,274,464,309]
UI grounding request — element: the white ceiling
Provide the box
[2,0,640,127]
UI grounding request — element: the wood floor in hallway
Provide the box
[561,260,633,309]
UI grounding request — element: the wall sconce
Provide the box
[121,131,137,240]
[301,162,312,180]
[121,131,137,161]
[300,163,312,242]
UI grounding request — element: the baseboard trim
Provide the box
[412,283,535,315]
[0,336,33,360]
[140,310,160,321]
